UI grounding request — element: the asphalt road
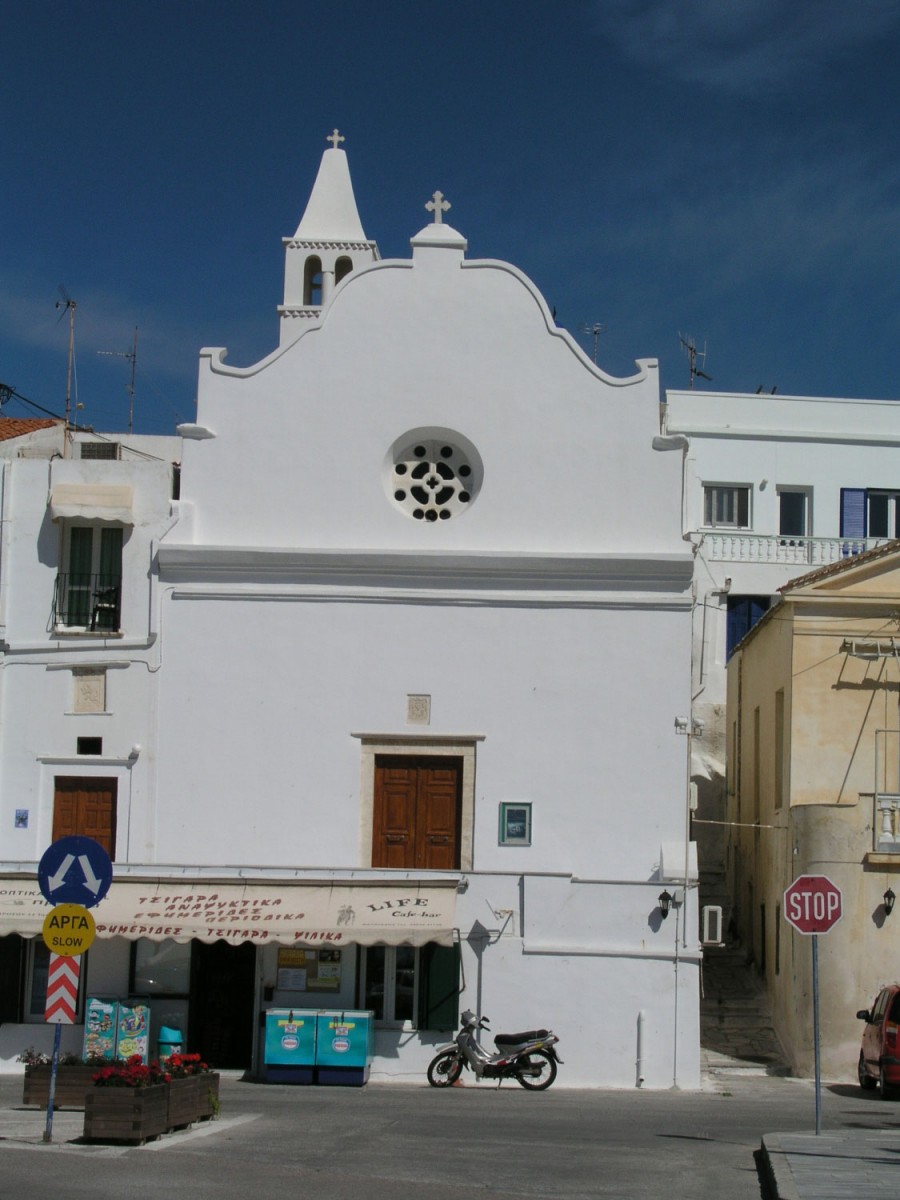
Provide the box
[2,1073,899,1200]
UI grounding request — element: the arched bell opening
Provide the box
[303,256,323,306]
[335,256,353,286]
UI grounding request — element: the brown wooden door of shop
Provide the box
[373,757,462,870]
[52,776,117,858]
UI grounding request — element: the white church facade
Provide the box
[0,136,698,1088]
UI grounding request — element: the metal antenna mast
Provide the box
[581,322,607,365]
[55,287,77,446]
[98,326,138,433]
[678,333,712,389]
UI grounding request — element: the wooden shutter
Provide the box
[844,489,868,542]
[417,942,460,1031]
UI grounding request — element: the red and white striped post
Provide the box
[42,954,81,1143]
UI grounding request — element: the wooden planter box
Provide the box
[23,1064,98,1110]
[83,1084,169,1144]
[166,1073,220,1129]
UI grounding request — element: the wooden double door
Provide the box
[373,756,462,870]
[52,777,117,858]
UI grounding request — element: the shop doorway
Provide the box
[189,941,256,1070]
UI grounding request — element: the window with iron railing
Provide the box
[55,525,123,632]
[55,573,122,631]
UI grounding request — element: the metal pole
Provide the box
[813,934,822,1135]
[42,1022,62,1143]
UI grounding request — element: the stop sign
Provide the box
[783,875,843,935]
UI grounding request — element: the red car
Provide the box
[857,984,900,1097]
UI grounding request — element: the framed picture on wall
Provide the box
[499,802,532,846]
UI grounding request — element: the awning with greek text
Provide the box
[0,878,458,948]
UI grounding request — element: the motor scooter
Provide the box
[426,1010,562,1090]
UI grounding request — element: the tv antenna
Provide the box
[581,322,607,364]
[55,286,78,443]
[679,333,712,388]
[98,326,138,433]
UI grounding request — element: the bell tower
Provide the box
[279,130,379,346]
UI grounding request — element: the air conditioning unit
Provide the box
[701,905,724,947]
[80,441,119,460]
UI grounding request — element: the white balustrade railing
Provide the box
[876,793,900,852]
[700,534,886,566]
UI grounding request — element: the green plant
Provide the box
[18,1047,111,1068]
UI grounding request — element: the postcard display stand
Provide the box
[84,997,151,1063]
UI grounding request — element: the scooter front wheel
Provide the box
[516,1049,557,1090]
[427,1049,463,1088]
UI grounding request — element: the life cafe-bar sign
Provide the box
[38,836,113,1024]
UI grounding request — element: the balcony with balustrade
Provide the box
[699,533,888,567]
[871,729,900,858]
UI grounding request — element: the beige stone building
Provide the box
[726,540,900,1081]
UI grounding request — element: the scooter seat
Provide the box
[494,1029,548,1047]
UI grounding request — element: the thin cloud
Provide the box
[592,0,900,94]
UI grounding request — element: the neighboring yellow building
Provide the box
[726,540,900,1081]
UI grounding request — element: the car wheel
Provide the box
[879,1066,894,1100]
[859,1052,876,1090]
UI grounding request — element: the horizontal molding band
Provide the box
[158,545,693,598]
[523,942,703,963]
[167,587,691,610]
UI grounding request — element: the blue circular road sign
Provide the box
[38,836,113,908]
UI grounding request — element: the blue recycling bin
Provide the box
[315,1010,374,1086]
[264,1009,317,1084]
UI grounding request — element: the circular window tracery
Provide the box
[387,433,481,522]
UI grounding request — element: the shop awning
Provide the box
[0,877,458,948]
[49,484,134,524]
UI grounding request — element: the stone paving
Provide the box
[701,941,791,1079]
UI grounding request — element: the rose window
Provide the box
[389,438,478,522]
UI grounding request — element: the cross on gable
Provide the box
[426,190,451,224]
[326,129,345,150]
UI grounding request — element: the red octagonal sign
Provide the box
[783,874,843,935]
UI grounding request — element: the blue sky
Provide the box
[2,1,898,434]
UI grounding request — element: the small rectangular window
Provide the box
[704,485,750,529]
[778,490,809,538]
[76,737,103,756]
[499,802,532,845]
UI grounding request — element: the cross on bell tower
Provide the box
[279,133,379,346]
[426,190,451,224]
